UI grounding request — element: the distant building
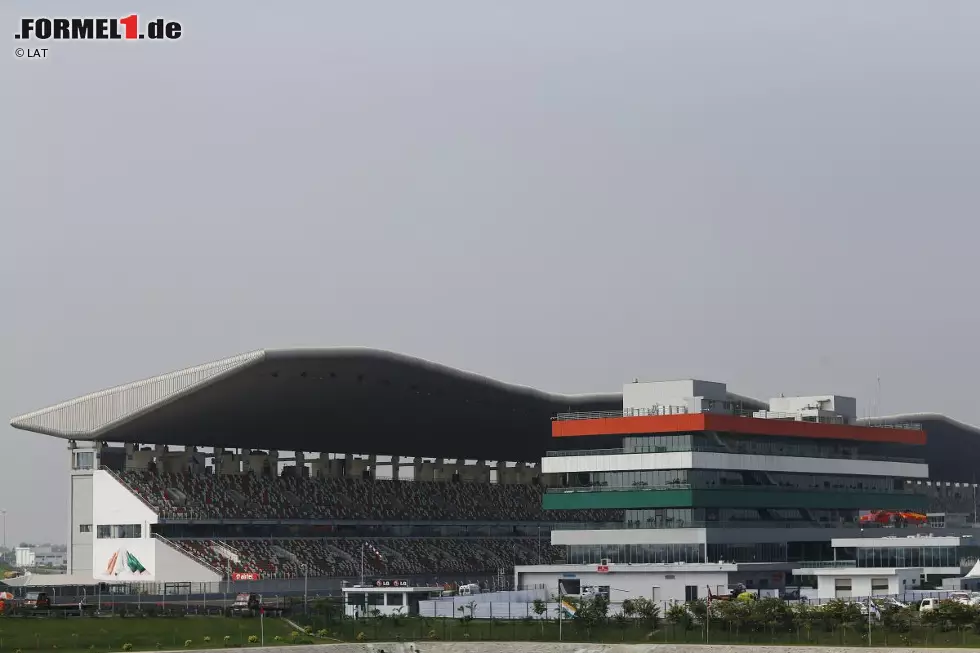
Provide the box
[14,545,67,569]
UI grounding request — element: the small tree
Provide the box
[752,597,792,639]
[631,596,661,631]
[823,598,862,640]
[532,598,547,635]
[575,594,610,637]
[666,603,692,631]
[792,602,817,641]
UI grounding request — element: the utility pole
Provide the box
[558,581,563,642]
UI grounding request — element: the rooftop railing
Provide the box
[553,406,922,430]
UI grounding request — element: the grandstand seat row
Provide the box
[118,470,621,523]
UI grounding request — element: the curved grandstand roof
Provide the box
[9,349,978,475]
[8,348,762,462]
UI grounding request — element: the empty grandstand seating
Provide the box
[118,470,619,523]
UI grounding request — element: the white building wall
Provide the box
[14,547,35,567]
[797,568,922,600]
[69,473,94,575]
[769,396,857,422]
[515,563,735,605]
[551,528,706,547]
[832,537,960,548]
[153,539,221,583]
[542,451,928,478]
[622,380,727,413]
[92,469,159,581]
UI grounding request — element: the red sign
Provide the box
[232,572,260,581]
[597,565,610,573]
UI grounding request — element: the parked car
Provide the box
[23,592,51,609]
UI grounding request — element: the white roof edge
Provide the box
[857,412,980,435]
[9,350,267,438]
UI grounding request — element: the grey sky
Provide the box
[2,0,979,544]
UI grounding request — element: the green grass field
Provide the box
[297,615,980,648]
[5,614,980,650]
[0,616,302,652]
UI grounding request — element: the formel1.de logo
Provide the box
[15,16,182,41]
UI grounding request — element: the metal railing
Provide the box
[547,483,691,493]
[546,483,926,495]
[551,520,933,530]
[545,444,925,464]
[553,406,922,430]
[794,560,858,568]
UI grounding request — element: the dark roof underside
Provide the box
[9,349,978,474]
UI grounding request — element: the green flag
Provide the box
[126,551,146,574]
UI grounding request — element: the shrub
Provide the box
[356,632,366,641]
[247,635,258,644]
[223,635,231,647]
[122,645,133,652]
[203,636,211,644]
[317,629,329,638]
[184,640,193,648]
[273,636,282,642]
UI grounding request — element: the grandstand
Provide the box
[7,347,980,592]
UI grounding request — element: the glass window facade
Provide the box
[707,542,788,563]
[96,524,142,539]
[625,508,862,528]
[559,469,916,494]
[625,434,692,453]
[566,543,704,564]
[848,545,960,568]
[618,434,923,463]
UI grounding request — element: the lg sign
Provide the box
[16,16,182,40]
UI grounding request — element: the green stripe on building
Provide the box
[543,489,928,511]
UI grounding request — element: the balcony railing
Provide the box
[547,484,691,493]
[546,483,926,496]
[551,520,932,531]
[553,406,922,430]
[545,445,925,465]
[794,560,858,569]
